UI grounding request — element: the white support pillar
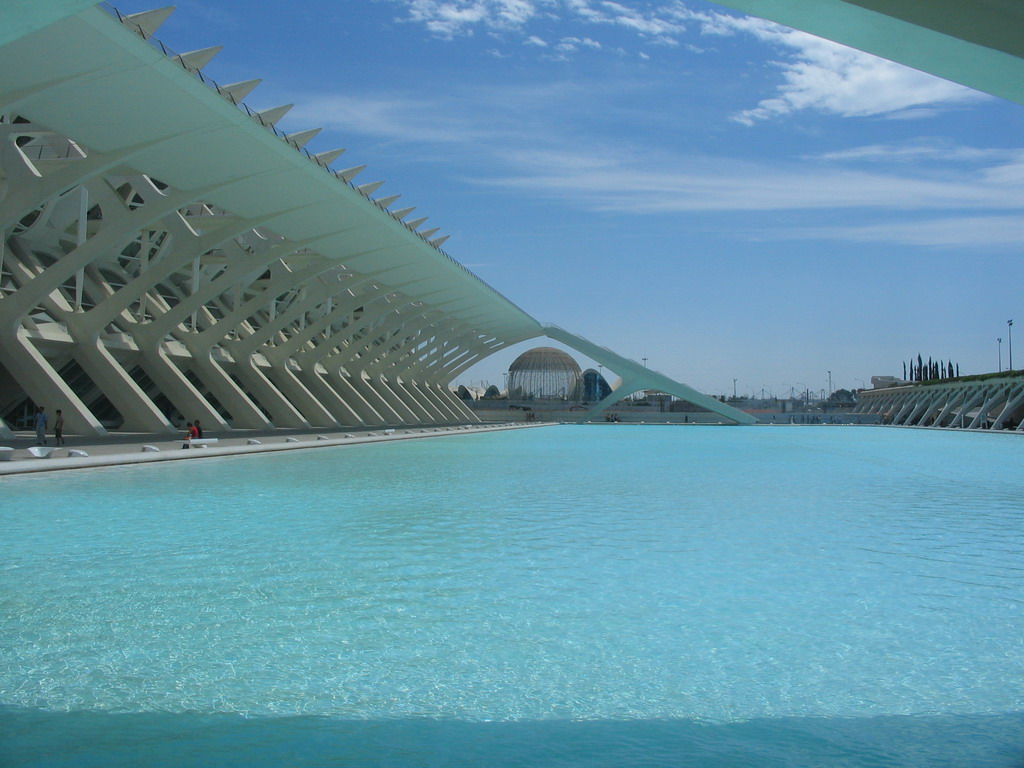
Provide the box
[0,329,107,436]
[991,383,1024,430]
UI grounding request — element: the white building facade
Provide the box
[0,2,753,438]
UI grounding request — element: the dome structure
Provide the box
[507,347,582,401]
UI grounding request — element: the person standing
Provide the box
[34,406,48,445]
[54,409,65,446]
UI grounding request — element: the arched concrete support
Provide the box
[261,363,338,427]
[291,365,365,427]
[543,325,755,425]
[315,367,383,425]
[0,329,107,436]
[991,384,1024,430]
[140,347,230,429]
[332,372,394,424]
[967,385,1011,429]
[432,383,479,422]
[892,390,927,425]
[362,326,459,424]
[72,341,175,433]
[397,378,449,422]
[177,257,340,429]
[372,378,422,422]
[952,390,986,428]
[933,388,968,427]
[372,376,427,424]
[903,393,934,426]
[422,381,467,421]
[0,237,170,433]
[859,377,1024,431]
[0,183,219,326]
[231,358,311,428]
[181,345,273,429]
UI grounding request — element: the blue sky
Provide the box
[114,0,1024,398]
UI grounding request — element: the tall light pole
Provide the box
[642,356,648,368]
[1009,320,1014,371]
[732,378,737,398]
[827,370,832,397]
[998,338,1002,372]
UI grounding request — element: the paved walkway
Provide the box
[0,422,549,476]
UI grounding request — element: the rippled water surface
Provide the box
[2,426,1023,766]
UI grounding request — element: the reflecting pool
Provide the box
[2,426,1023,766]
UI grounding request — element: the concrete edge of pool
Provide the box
[0,422,554,476]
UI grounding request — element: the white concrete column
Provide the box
[991,383,1024,430]
[933,387,968,427]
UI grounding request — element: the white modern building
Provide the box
[3,2,1020,438]
[0,1,754,438]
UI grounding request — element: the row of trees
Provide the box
[904,355,959,382]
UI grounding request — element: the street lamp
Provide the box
[1009,320,1014,371]
[732,378,737,398]
[642,356,648,368]
[827,370,832,397]
[998,338,1003,372]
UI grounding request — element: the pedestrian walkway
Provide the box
[0,422,547,476]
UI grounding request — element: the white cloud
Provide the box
[811,141,1012,164]
[401,0,546,38]
[556,35,601,51]
[389,0,990,124]
[290,83,1023,227]
[474,149,1024,213]
[982,152,1024,185]
[525,34,548,46]
[696,15,988,124]
[766,216,1024,247]
[288,94,492,145]
[287,80,602,146]
[594,1,686,36]
[391,0,690,41]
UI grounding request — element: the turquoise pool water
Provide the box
[2,425,1023,766]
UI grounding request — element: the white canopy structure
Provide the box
[0,1,754,436]
[716,0,1024,107]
